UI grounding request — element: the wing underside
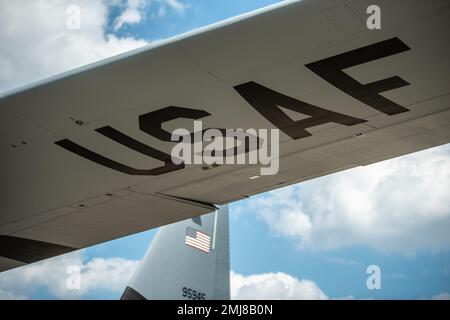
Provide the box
[1,0,450,271]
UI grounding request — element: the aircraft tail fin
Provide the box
[121,205,230,300]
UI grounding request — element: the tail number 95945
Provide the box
[182,286,206,300]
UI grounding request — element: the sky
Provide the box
[0,0,449,300]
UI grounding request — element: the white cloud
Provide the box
[230,271,328,300]
[164,0,189,13]
[0,0,148,94]
[431,292,450,300]
[0,251,139,299]
[78,256,140,295]
[114,0,148,30]
[238,144,450,255]
[3,263,329,300]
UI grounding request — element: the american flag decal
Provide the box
[185,227,211,253]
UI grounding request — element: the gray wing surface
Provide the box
[1,0,450,271]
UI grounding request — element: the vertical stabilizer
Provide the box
[121,205,229,300]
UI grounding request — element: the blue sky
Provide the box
[109,0,283,39]
[0,0,449,300]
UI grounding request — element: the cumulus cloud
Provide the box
[230,271,328,300]
[238,144,450,255]
[113,0,189,28]
[0,0,149,94]
[114,0,148,30]
[0,251,139,299]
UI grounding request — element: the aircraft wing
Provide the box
[1,0,450,271]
